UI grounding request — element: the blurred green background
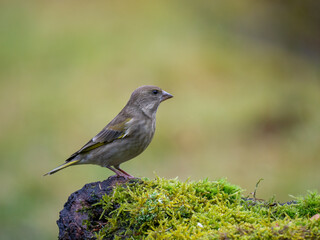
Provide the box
[1,0,319,239]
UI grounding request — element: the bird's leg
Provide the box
[106,166,128,178]
[114,165,135,179]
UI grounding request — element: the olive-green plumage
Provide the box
[44,85,173,178]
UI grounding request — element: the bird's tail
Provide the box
[43,159,80,176]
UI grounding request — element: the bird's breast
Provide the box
[131,118,156,146]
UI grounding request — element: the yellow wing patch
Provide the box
[81,142,105,152]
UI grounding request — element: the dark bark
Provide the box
[57,176,132,240]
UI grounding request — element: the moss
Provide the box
[85,177,320,239]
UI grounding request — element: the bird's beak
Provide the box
[160,90,173,102]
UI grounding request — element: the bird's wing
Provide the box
[66,117,132,161]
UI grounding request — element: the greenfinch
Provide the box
[44,85,173,178]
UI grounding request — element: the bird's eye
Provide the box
[152,90,159,95]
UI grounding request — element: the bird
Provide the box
[44,85,173,178]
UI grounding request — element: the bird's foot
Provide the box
[116,173,135,179]
[114,166,135,179]
[107,166,135,179]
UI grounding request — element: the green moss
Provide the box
[86,178,320,239]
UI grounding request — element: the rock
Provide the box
[57,175,133,240]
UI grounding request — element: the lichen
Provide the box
[84,177,320,239]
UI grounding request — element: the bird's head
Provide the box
[128,85,173,118]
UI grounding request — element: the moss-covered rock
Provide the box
[58,176,320,239]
